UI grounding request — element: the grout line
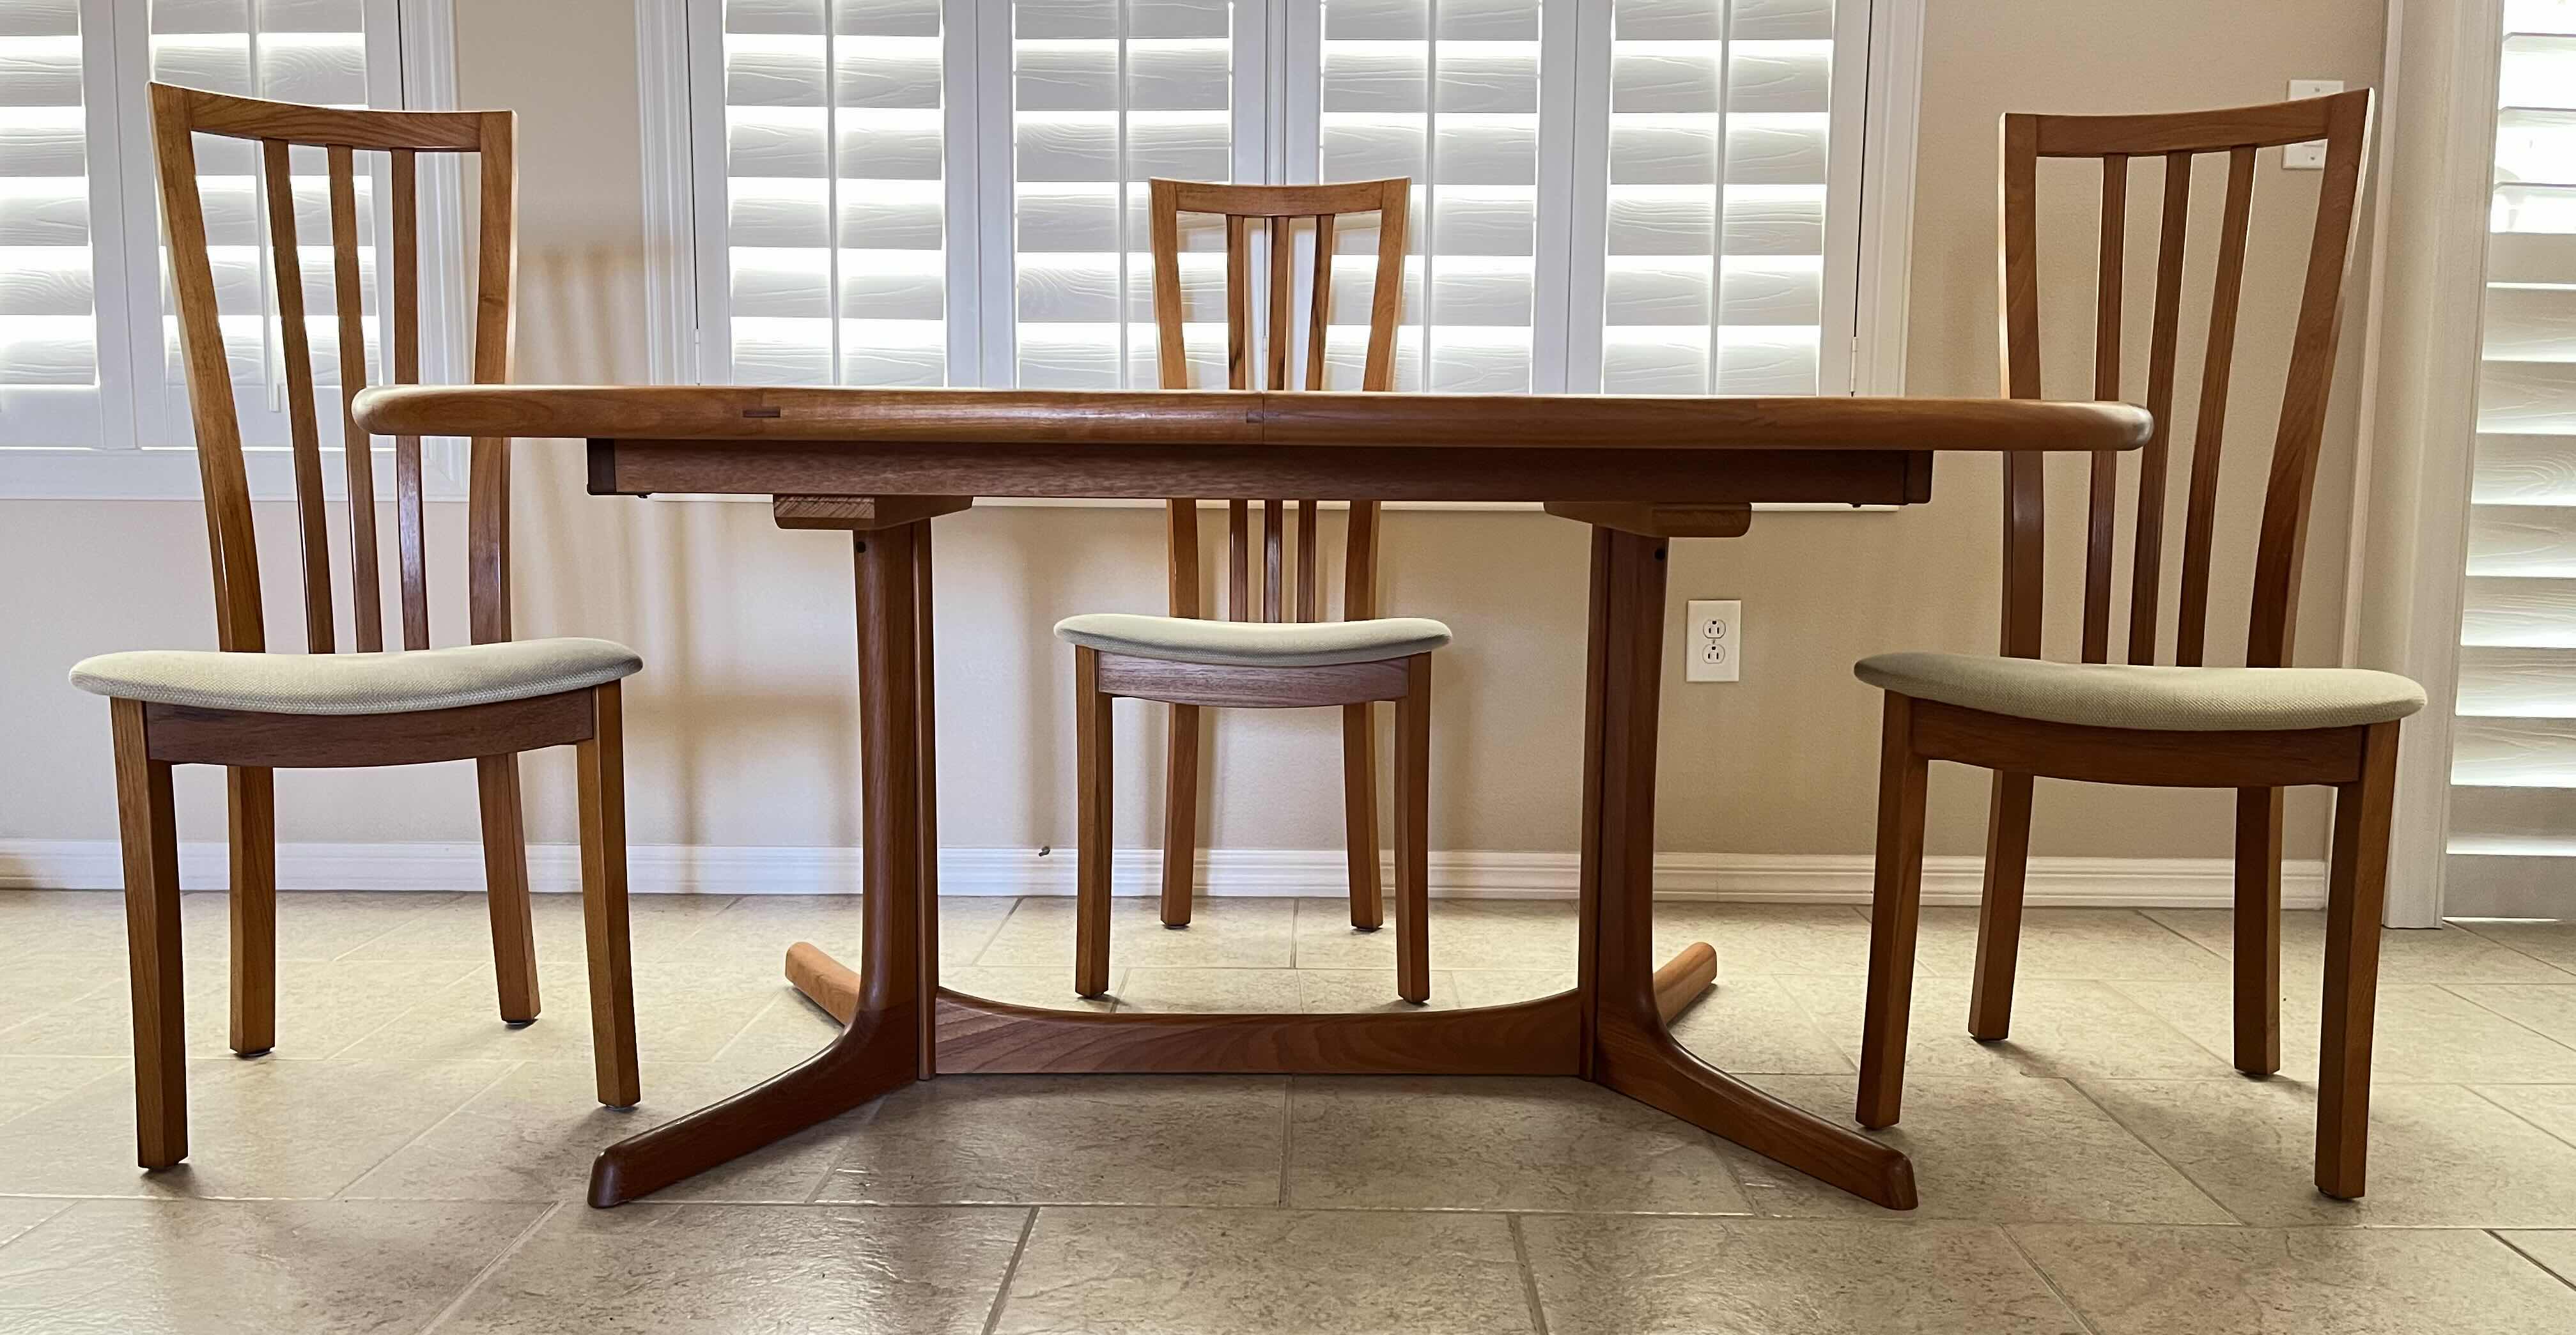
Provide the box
[2460,1083,2576,1155]
[322,892,474,964]
[0,1195,80,1258]
[2135,907,2238,969]
[2059,1076,2246,1226]
[1506,1213,1551,1335]
[2490,1227,2576,1294]
[2446,920,2576,982]
[333,1059,529,1200]
[2430,982,2576,1061]
[1998,1224,2108,1335]
[419,1198,563,1334]
[978,1206,1040,1335]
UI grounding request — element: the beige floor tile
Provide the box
[979,896,1296,968]
[817,1074,1288,1206]
[343,1058,850,1204]
[339,959,773,1065]
[1651,902,1877,976]
[0,1200,70,1250]
[1294,897,1576,971]
[664,894,1016,970]
[1912,908,2230,981]
[0,1055,123,1124]
[341,891,741,965]
[1450,968,1574,1007]
[2455,919,2576,975]
[2078,1079,2576,1226]
[1285,1076,1750,1214]
[0,1198,545,1335]
[2475,1083,2576,1143]
[1523,1215,2083,1334]
[0,1057,511,1199]
[439,1202,1027,1335]
[1296,967,1460,1012]
[2012,1223,2576,1334]
[1723,1075,2233,1224]
[2446,983,2576,1051]
[945,964,1120,1012]
[0,953,134,1035]
[706,987,844,1064]
[2148,910,2576,984]
[1116,966,1305,1013]
[2111,978,2576,1083]
[0,959,480,1061]
[993,1206,1533,1335]
[2501,1230,2576,1285]
[1665,975,1855,1075]
[1781,975,2238,1084]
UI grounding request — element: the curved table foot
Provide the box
[1598,1021,1916,1210]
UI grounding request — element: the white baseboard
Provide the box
[0,838,2326,909]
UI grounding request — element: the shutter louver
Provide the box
[0,0,100,443]
[722,0,949,386]
[2448,0,2576,902]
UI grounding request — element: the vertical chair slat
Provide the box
[1149,180,1188,390]
[1224,214,1250,390]
[1996,114,2045,660]
[2080,153,2126,664]
[1263,498,1284,621]
[2176,146,2256,668]
[327,146,383,652]
[150,86,266,654]
[1266,215,1291,390]
[1363,180,1409,392]
[1306,214,1335,390]
[391,148,429,650]
[2130,150,2194,665]
[1228,500,1250,621]
[263,140,334,653]
[1296,500,1319,621]
[468,112,517,646]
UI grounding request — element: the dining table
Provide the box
[352,384,2150,1212]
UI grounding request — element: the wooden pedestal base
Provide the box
[586,523,1917,1212]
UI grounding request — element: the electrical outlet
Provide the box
[1686,599,1741,683]
[2283,80,2343,169]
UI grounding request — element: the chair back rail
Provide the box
[147,83,516,657]
[1148,177,1409,625]
[1996,90,2369,670]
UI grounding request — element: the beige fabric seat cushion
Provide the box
[69,638,642,716]
[1854,651,2425,732]
[1055,613,1451,668]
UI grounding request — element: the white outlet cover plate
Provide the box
[1686,598,1741,683]
[2283,80,2343,169]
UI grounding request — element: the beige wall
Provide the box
[0,0,2388,872]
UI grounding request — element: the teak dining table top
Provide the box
[354,384,2150,1212]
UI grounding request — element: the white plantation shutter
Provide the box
[678,0,1882,396]
[0,0,435,475]
[712,0,952,387]
[2448,0,2576,909]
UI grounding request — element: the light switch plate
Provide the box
[2283,80,2343,169]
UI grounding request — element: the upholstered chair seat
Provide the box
[1854,651,2426,733]
[1053,613,1451,668]
[72,638,641,716]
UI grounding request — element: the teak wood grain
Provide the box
[113,87,640,1173]
[1855,91,2398,1203]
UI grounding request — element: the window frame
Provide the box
[639,0,1921,431]
[0,0,467,501]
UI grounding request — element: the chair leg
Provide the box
[1967,770,2035,1041]
[1393,656,1431,1003]
[111,699,187,1169]
[228,767,276,1056]
[1076,649,1115,998]
[476,753,541,1024]
[2234,786,2285,1076]
[576,686,640,1109]
[1160,702,1199,927]
[2318,722,2400,1200]
[1857,693,1930,1129]
[1342,702,1384,930]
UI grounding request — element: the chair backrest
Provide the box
[1147,178,1409,624]
[148,84,516,656]
[1996,90,2370,669]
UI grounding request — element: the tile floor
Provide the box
[3,889,2575,1332]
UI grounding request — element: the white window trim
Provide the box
[632,0,1921,511]
[0,0,469,502]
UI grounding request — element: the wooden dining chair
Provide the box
[1054,178,1447,1003]
[66,85,642,1172]
[1851,91,2421,1200]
